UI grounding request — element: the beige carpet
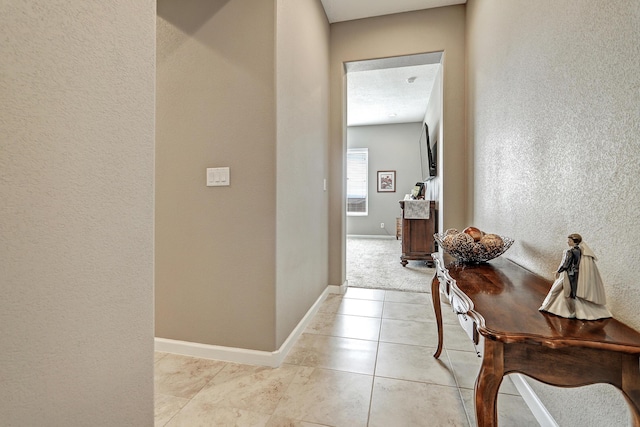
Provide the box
[346,236,435,293]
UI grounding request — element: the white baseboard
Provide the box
[155,286,330,368]
[511,374,558,427]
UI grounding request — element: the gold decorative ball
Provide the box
[471,242,485,256]
[451,232,475,254]
[445,228,459,236]
[480,234,504,252]
[463,226,483,242]
[443,234,456,247]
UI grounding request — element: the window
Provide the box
[347,148,368,215]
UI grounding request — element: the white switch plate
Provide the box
[206,167,230,186]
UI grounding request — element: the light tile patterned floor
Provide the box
[155,288,539,426]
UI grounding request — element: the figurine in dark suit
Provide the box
[557,233,582,299]
[540,233,611,320]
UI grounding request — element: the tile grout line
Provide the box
[366,289,387,427]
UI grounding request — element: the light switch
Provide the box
[206,167,230,186]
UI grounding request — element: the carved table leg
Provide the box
[622,355,640,426]
[475,340,504,427]
[431,273,444,358]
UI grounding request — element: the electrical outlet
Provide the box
[380,222,385,228]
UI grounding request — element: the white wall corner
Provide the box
[329,280,348,294]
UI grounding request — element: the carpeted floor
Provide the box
[346,236,435,293]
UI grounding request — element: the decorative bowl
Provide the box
[434,232,514,264]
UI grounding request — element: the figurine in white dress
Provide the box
[539,234,612,320]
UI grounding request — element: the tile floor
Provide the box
[155,287,539,426]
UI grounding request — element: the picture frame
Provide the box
[377,170,396,192]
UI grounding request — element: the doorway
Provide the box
[344,53,444,290]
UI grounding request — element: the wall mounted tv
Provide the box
[419,122,437,181]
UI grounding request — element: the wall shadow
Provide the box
[157,0,231,35]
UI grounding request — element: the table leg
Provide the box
[431,273,444,359]
[622,355,640,426]
[475,340,504,427]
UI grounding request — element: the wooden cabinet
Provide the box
[399,200,437,266]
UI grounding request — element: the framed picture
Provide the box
[377,170,396,192]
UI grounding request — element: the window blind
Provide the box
[347,148,368,214]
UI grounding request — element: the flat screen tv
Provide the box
[419,122,437,181]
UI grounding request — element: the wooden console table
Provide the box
[398,200,437,266]
[431,253,640,426]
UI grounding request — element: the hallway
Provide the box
[155,287,538,426]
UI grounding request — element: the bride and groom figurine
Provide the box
[539,233,612,320]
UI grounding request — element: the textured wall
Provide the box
[0,1,155,425]
[466,1,640,425]
[275,0,330,347]
[156,0,278,351]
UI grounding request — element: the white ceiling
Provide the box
[346,53,442,127]
[320,0,466,24]
[322,0,464,127]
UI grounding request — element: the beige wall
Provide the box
[156,0,330,351]
[466,1,640,425]
[0,1,156,425]
[275,0,330,347]
[156,0,277,351]
[329,6,466,286]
